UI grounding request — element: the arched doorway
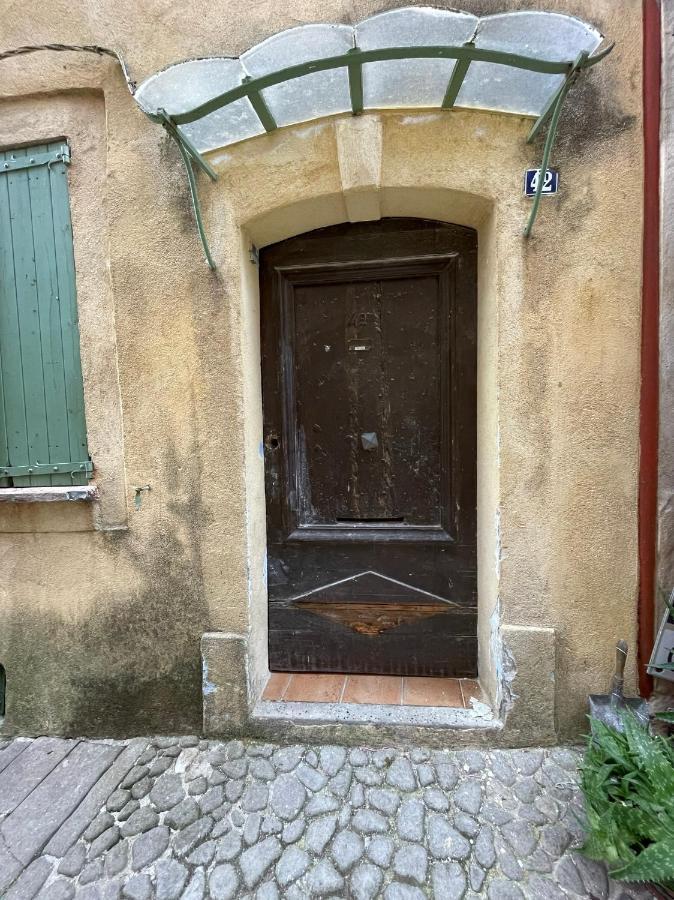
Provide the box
[260,218,477,677]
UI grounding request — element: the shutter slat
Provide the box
[0,152,11,487]
[29,147,71,486]
[48,145,88,486]
[1,150,33,485]
[0,148,29,484]
[0,363,8,488]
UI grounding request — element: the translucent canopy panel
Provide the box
[241,24,354,129]
[135,58,265,149]
[356,8,477,109]
[456,12,602,116]
[134,7,606,153]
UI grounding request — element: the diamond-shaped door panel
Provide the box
[291,570,455,605]
[293,571,454,636]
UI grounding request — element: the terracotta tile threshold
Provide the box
[262,673,482,709]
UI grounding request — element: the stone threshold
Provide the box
[252,698,498,730]
[246,697,503,751]
[244,697,504,751]
[245,671,501,747]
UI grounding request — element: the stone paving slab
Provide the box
[0,737,77,817]
[0,738,33,775]
[44,739,148,859]
[0,737,657,899]
[2,739,121,869]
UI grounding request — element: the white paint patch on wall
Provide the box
[202,658,217,696]
[399,113,444,126]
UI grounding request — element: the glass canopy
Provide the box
[133,7,610,266]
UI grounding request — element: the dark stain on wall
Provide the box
[554,74,637,159]
[0,442,213,738]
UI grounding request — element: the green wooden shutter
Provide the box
[0,141,91,487]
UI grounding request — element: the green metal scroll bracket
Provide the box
[524,45,613,238]
[527,43,613,144]
[159,110,218,269]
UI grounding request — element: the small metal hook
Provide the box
[133,484,151,510]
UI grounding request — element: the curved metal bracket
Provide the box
[524,50,589,238]
[160,110,217,270]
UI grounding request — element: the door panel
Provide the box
[261,219,477,676]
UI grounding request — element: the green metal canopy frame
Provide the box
[0,32,614,270]
[145,40,613,269]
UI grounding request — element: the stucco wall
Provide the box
[0,0,643,741]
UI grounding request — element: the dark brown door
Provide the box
[261,219,477,677]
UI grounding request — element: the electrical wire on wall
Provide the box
[0,43,136,95]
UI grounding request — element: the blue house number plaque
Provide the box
[524,168,559,197]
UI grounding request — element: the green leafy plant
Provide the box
[580,713,674,887]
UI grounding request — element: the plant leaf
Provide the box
[579,713,674,883]
[612,839,674,884]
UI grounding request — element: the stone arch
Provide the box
[236,130,500,714]
[200,111,558,745]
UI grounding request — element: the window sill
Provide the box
[0,485,98,503]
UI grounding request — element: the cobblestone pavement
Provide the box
[0,737,655,899]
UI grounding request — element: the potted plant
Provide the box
[579,711,674,896]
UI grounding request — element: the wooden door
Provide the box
[261,219,477,677]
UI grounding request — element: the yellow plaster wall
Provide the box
[0,0,643,740]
